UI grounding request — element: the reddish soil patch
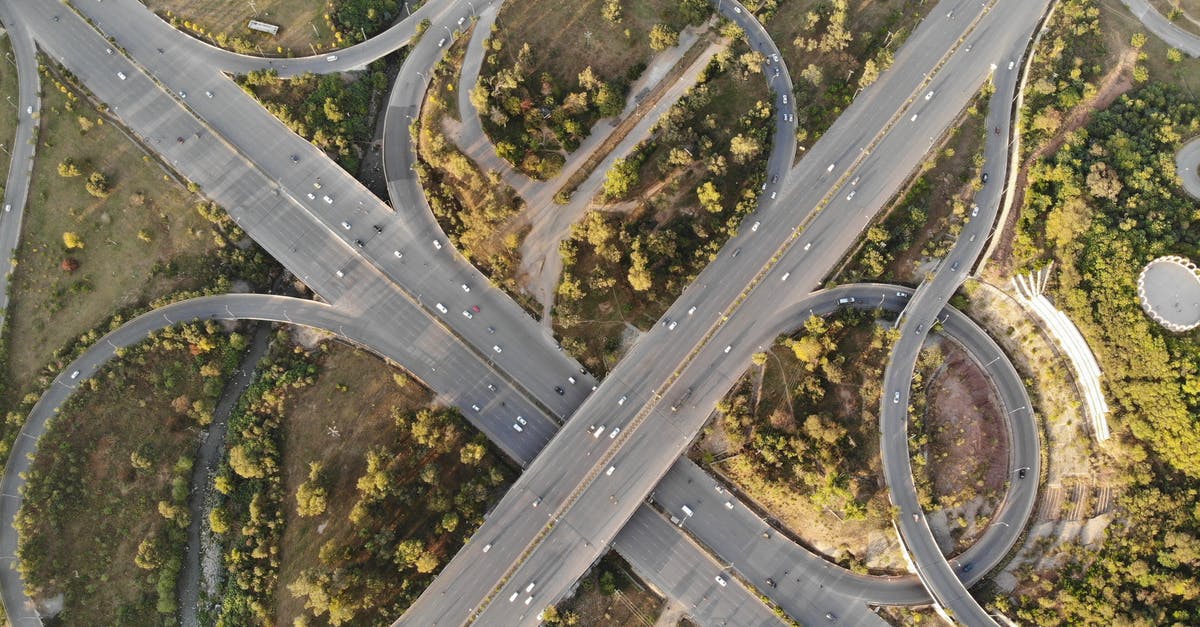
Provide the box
[923,340,1009,512]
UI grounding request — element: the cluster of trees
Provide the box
[720,312,898,522]
[214,333,319,623]
[1018,0,1105,153]
[239,68,386,173]
[285,406,510,625]
[56,157,111,198]
[15,322,241,622]
[1006,52,1200,620]
[416,73,524,294]
[471,42,631,178]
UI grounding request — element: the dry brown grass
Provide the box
[7,68,219,401]
[274,342,433,624]
[144,0,334,55]
[491,0,687,88]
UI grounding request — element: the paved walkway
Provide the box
[1176,135,1200,199]
[1119,0,1200,56]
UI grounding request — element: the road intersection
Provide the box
[0,0,1055,625]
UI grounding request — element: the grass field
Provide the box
[492,0,689,95]
[145,0,336,56]
[0,35,17,198]
[15,325,240,623]
[274,343,434,624]
[697,312,908,572]
[4,67,223,402]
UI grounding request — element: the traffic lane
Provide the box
[48,0,601,420]
[652,461,888,625]
[400,0,1012,614]
[72,0,458,76]
[616,507,788,627]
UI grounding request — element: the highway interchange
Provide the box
[0,0,1059,625]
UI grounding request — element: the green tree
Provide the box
[85,171,111,198]
[57,159,81,177]
[649,24,680,51]
[62,231,85,250]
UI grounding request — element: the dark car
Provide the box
[554,386,565,395]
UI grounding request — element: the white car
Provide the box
[435,303,448,313]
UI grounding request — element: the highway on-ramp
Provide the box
[397,1,1052,624]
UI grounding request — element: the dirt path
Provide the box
[991,49,1135,271]
[178,322,274,627]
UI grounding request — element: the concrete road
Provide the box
[0,7,39,327]
[1119,0,1200,57]
[398,3,1052,624]
[874,9,1045,623]
[59,0,460,76]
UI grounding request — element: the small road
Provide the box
[1176,135,1200,199]
[0,6,40,328]
[1119,0,1200,56]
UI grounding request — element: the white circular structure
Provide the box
[1138,256,1200,332]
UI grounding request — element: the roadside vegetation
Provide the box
[237,63,391,174]
[415,32,527,300]
[987,1,1200,622]
[0,34,18,197]
[838,88,990,284]
[146,0,405,56]
[694,310,904,572]
[760,0,935,150]
[15,323,243,623]
[541,553,663,627]
[472,0,711,178]
[213,336,513,625]
[552,31,772,375]
[0,62,273,469]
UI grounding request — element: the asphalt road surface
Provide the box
[875,5,1047,622]
[398,2,1053,624]
[0,0,1047,624]
[0,7,39,327]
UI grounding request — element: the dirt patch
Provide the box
[921,337,1009,539]
[552,553,663,627]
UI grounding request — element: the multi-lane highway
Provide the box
[876,7,1046,622]
[400,1,1052,624]
[0,0,1055,624]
